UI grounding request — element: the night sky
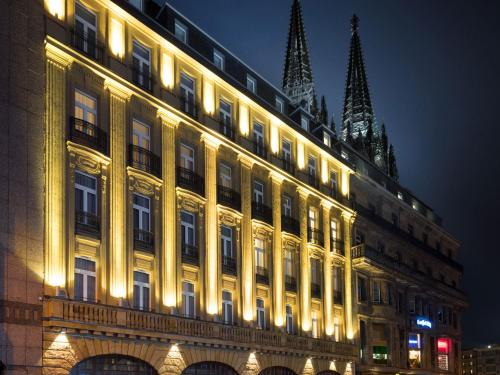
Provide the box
[164,0,500,347]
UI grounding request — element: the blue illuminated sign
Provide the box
[416,317,432,329]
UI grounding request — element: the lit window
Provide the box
[174,19,188,43]
[132,119,150,150]
[284,249,293,277]
[311,311,319,338]
[256,298,265,329]
[74,2,97,57]
[282,195,292,217]
[132,41,151,89]
[213,49,225,70]
[222,290,233,324]
[373,346,388,365]
[246,74,257,93]
[412,200,418,210]
[254,238,265,270]
[182,281,195,317]
[308,207,317,230]
[323,132,331,147]
[333,316,341,341]
[74,257,96,302]
[219,163,232,188]
[276,96,284,113]
[75,90,97,126]
[301,115,309,131]
[180,72,196,115]
[180,143,195,171]
[133,271,150,311]
[285,305,293,334]
[220,225,233,259]
[253,180,264,203]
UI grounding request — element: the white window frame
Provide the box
[213,49,225,70]
[247,74,257,93]
[308,156,317,177]
[132,40,151,87]
[182,281,195,317]
[286,305,293,334]
[282,139,292,162]
[333,266,341,292]
[221,225,233,258]
[133,193,151,232]
[312,311,319,338]
[174,19,188,43]
[180,143,195,171]
[282,195,292,217]
[256,298,266,329]
[253,180,264,203]
[128,0,143,11]
[254,238,265,269]
[284,249,293,277]
[133,271,150,311]
[301,115,309,131]
[219,163,232,188]
[219,99,232,126]
[74,2,97,54]
[323,132,331,147]
[222,290,233,324]
[308,207,317,230]
[180,72,196,110]
[74,257,96,302]
[75,170,97,215]
[181,210,195,246]
[253,121,264,145]
[132,119,151,150]
[330,170,338,192]
[276,96,284,113]
[373,280,382,304]
[75,89,97,125]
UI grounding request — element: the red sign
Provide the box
[437,338,450,354]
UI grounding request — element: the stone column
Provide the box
[106,80,131,301]
[202,134,221,316]
[322,201,333,336]
[44,45,72,291]
[270,172,284,327]
[239,155,255,322]
[342,212,355,340]
[298,187,311,332]
[159,110,179,308]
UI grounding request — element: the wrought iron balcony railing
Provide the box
[75,211,100,238]
[70,29,104,63]
[255,266,269,285]
[179,96,199,119]
[128,144,161,178]
[222,255,237,276]
[240,137,268,159]
[219,120,236,140]
[181,243,199,265]
[69,117,108,155]
[308,173,320,189]
[252,201,273,225]
[217,185,241,211]
[270,155,295,175]
[281,215,300,236]
[177,167,205,196]
[133,229,154,253]
[308,227,324,247]
[132,67,153,92]
[285,275,297,292]
[331,239,345,256]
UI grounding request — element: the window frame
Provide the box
[133,270,150,311]
[180,143,195,171]
[282,195,292,217]
[220,225,233,258]
[246,74,257,93]
[256,298,266,329]
[181,210,196,246]
[275,96,284,113]
[75,170,98,215]
[74,2,97,55]
[74,257,96,302]
[285,305,294,334]
[219,162,232,188]
[174,19,188,43]
[75,89,97,125]
[222,290,233,325]
[132,40,151,87]
[253,180,264,203]
[133,193,151,232]
[254,238,265,269]
[182,281,195,317]
[132,119,151,150]
[213,49,225,70]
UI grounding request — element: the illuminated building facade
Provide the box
[0,0,465,374]
[463,346,500,375]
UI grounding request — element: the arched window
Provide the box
[259,367,297,375]
[70,355,157,375]
[182,362,238,375]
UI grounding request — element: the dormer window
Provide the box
[323,132,331,147]
[275,96,284,113]
[301,115,309,131]
[397,191,403,200]
[246,74,256,93]
[175,19,188,43]
[213,49,225,70]
[128,0,143,11]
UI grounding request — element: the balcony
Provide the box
[133,229,154,253]
[177,167,205,196]
[241,137,267,159]
[308,228,324,247]
[69,117,108,155]
[70,29,104,63]
[281,215,300,236]
[219,121,236,141]
[311,282,322,299]
[331,240,345,256]
[181,243,199,265]
[285,275,297,292]
[222,255,237,276]
[271,155,295,175]
[75,211,100,237]
[252,201,273,225]
[44,297,358,358]
[333,290,343,305]
[179,96,199,119]
[132,67,153,92]
[308,173,320,189]
[255,266,269,285]
[128,144,161,178]
[217,185,241,211]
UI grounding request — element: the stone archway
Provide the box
[181,361,239,375]
[259,367,298,375]
[70,354,158,375]
[317,372,341,375]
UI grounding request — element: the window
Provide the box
[282,139,292,162]
[308,207,317,230]
[308,156,316,177]
[301,115,309,131]
[182,281,195,318]
[310,258,321,285]
[256,298,265,329]
[341,150,348,160]
[333,316,341,342]
[133,194,151,234]
[132,41,151,89]
[372,280,382,304]
[373,346,389,365]
[333,266,342,293]
[357,276,367,302]
[286,305,293,334]
[179,143,195,171]
[219,163,232,188]
[75,171,97,218]
[222,291,233,324]
[254,238,265,269]
[128,0,143,10]
[253,181,264,203]
[221,225,233,258]
[330,171,338,195]
[387,284,393,305]
[312,311,319,338]
[246,74,256,93]
[181,211,195,246]
[282,195,292,217]
[133,271,150,310]
[397,191,403,200]
[74,2,97,56]
[75,90,97,126]
[331,220,338,241]
[276,96,284,113]
[323,132,331,147]
[180,72,196,114]
[174,19,188,43]
[132,119,151,150]
[253,121,264,146]
[284,249,293,277]
[74,257,96,302]
[213,49,225,70]
[219,99,232,128]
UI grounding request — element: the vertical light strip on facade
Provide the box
[342,212,355,339]
[109,18,125,59]
[298,187,311,331]
[45,0,65,20]
[322,201,333,335]
[161,52,175,89]
[239,103,250,137]
[203,78,215,115]
[297,141,305,170]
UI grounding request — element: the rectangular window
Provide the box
[213,49,225,70]
[373,280,382,304]
[308,207,317,230]
[180,72,196,114]
[357,276,367,303]
[308,156,316,177]
[174,19,188,43]
[256,298,265,329]
[333,316,341,342]
[301,115,309,131]
[133,194,151,233]
[276,96,284,113]
[74,257,96,302]
[284,249,293,277]
[74,2,97,56]
[286,305,293,334]
[312,311,319,338]
[75,90,97,126]
[133,271,150,310]
[387,284,393,305]
[247,74,257,93]
[282,139,292,162]
[373,346,389,365]
[132,119,151,150]
[253,121,264,147]
[331,220,338,241]
[253,181,264,203]
[330,171,338,195]
[75,171,97,216]
[254,238,265,269]
[310,258,321,285]
[333,266,342,292]
[181,211,195,246]
[221,225,233,258]
[219,163,232,188]
[323,132,331,147]
[128,0,143,10]
[180,143,195,171]
[222,290,233,324]
[219,99,232,128]
[282,195,292,217]
[182,281,195,317]
[132,41,151,89]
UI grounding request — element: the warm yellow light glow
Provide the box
[321,157,329,184]
[239,104,249,136]
[341,169,350,197]
[203,79,215,115]
[46,0,65,20]
[109,18,125,58]
[297,142,305,170]
[329,361,337,371]
[304,358,314,373]
[161,52,174,89]
[166,344,185,369]
[346,329,354,340]
[270,123,279,154]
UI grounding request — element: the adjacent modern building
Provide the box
[0,0,466,374]
[463,346,500,375]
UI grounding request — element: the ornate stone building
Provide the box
[0,0,465,374]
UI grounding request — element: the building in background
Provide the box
[463,346,500,375]
[0,0,465,374]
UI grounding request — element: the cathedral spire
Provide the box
[341,14,375,142]
[282,0,316,112]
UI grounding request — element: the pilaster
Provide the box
[270,172,284,327]
[297,187,310,332]
[342,212,355,340]
[322,201,333,336]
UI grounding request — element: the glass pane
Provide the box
[87,275,96,301]
[133,285,140,308]
[74,273,84,300]
[143,287,150,310]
